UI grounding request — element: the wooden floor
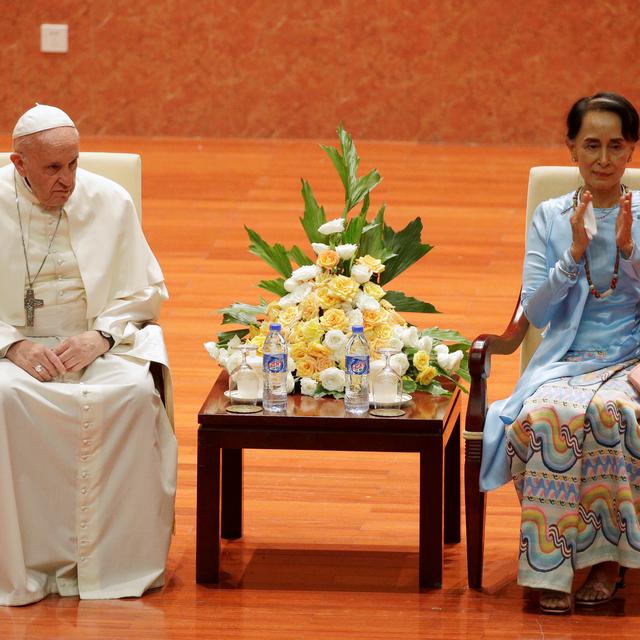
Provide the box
[1,136,639,638]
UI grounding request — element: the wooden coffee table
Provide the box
[196,371,461,588]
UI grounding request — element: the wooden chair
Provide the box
[463,165,640,589]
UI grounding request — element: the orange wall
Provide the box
[2,0,640,143]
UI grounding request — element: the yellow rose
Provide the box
[380,299,395,310]
[387,309,407,326]
[260,321,271,335]
[288,323,305,344]
[363,308,389,328]
[417,365,437,386]
[307,342,330,358]
[373,323,393,343]
[249,334,266,355]
[296,356,317,378]
[316,249,340,269]
[320,308,349,332]
[363,282,385,300]
[299,293,320,321]
[265,302,281,322]
[316,285,342,310]
[301,319,325,343]
[413,350,432,371]
[327,275,359,302]
[247,325,261,338]
[315,356,334,373]
[278,305,300,328]
[290,341,308,361]
[356,255,385,274]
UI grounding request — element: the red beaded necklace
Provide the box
[572,185,627,299]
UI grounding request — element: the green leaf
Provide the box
[421,327,471,346]
[299,180,327,244]
[258,278,287,296]
[383,290,438,314]
[287,245,314,266]
[216,328,250,347]
[420,380,451,396]
[357,205,386,258]
[320,144,348,192]
[402,377,417,394]
[338,124,359,199]
[343,208,368,245]
[218,300,268,326]
[348,168,382,210]
[245,226,292,278]
[379,217,432,285]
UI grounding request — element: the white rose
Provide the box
[390,352,410,376]
[385,336,404,352]
[320,366,346,392]
[284,277,298,292]
[330,346,345,364]
[399,326,419,349]
[336,243,358,260]
[351,264,372,284]
[300,377,319,396]
[434,344,449,357]
[323,329,347,351]
[439,349,464,374]
[311,242,330,255]
[291,264,321,282]
[418,335,433,355]
[318,218,345,235]
[217,348,229,368]
[204,341,220,359]
[228,335,242,349]
[347,308,364,326]
[278,293,297,308]
[355,291,380,312]
[286,372,295,393]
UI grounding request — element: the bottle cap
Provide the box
[269,323,282,331]
[351,325,364,333]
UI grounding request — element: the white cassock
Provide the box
[0,164,177,606]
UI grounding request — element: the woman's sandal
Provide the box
[575,566,627,607]
[539,589,572,614]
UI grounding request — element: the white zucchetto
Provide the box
[12,104,76,139]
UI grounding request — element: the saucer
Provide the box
[369,393,412,407]
[224,390,262,404]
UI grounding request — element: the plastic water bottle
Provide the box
[344,325,370,414]
[262,323,288,412]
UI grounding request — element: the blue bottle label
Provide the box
[345,355,369,375]
[263,353,287,374]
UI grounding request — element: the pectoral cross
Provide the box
[24,287,44,327]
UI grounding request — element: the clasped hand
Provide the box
[570,190,634,262]
[6,330,111,382]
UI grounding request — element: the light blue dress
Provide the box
[480,190,640,491]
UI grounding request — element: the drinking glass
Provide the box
[371,347,403,409]
[228,344,261,405]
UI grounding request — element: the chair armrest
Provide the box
[465,295,529,435]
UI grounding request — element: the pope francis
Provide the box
[0,105,177,605]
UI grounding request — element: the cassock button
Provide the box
[80,522,87,529]
[82,439,90,446]
[83,405,89,411]
[81,472,88,478]
[80,488,88,494]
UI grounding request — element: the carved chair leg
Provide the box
[464,437,486,589]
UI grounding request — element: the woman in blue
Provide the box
[480,93,640,613]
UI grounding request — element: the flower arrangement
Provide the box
[204,126,470,398]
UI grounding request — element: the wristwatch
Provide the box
[98,330,115,349]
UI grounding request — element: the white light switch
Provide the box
[41,24,68,53]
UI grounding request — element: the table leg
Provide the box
[196,430,221,583]
[419,439,444,588]
[221,448,243,540]
[444,413,461,544]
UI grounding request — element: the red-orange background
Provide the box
[2,0,639,143]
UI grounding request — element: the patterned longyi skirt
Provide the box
[506,360,640,593]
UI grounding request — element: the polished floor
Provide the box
[0,136,637,639]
